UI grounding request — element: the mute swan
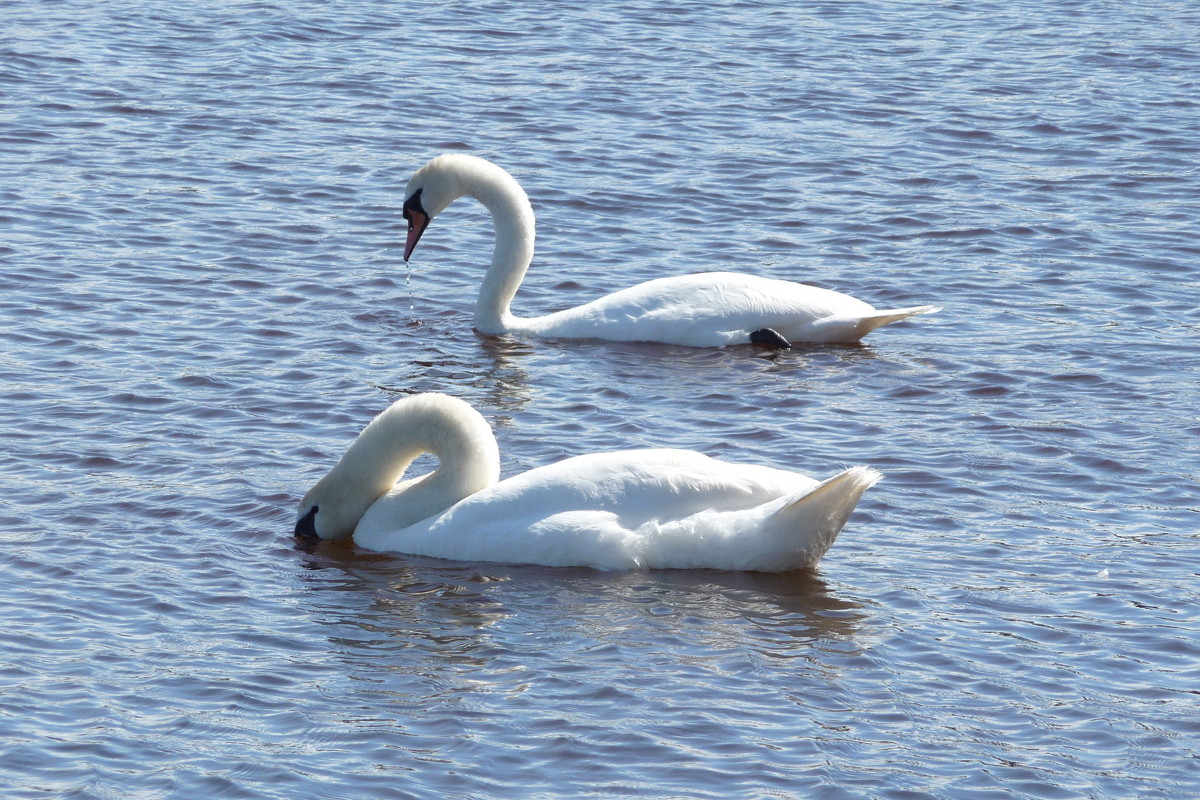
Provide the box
[401,154,939,348]
[294,393,881,571]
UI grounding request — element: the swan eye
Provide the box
[295,505,320,539]
[402,188,426,231]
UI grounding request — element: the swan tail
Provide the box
[818,304,941,342]
[763,466,882,570]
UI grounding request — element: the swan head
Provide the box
[293,393,503,544]
[402,155,473,261]
[402,154,528,263]
[294,471,374,542]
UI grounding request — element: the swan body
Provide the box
[401,153,939,347]
[295,393,881,571]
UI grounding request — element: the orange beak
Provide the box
[402,189,429,262]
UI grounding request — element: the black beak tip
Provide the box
[294,506,319,540]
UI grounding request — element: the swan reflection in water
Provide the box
[294,542,868,661]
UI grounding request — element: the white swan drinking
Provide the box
[295,393,881,571]
[402,153,939,348]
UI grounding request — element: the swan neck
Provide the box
[469,171,535,334]
[335,396,501,519]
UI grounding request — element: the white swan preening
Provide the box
[295,393,881,571]
[402,153,939,348]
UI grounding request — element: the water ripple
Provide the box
[2,0,1199,797]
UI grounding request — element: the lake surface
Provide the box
[2,1,1198,797]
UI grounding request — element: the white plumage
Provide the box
[296,393,881,571]
[400,153,939,347]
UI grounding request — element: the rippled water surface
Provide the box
[2,1,1198,797]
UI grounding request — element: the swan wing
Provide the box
[354,450,876,571]
[525,272,887,346]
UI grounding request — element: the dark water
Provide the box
[2,1,1198,797]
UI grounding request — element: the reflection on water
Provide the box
[370,332,538,415]
[296,539,867,672]
[471,333,539,414]
[282,541,890,797]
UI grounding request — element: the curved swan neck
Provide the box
[313,394,501,539]
[452,159,535,334]
[347,394,498,494]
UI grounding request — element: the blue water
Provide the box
[2,1,1198,797]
